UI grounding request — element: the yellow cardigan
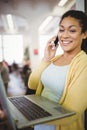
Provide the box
[28,51,87,130]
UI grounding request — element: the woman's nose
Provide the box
[62,31,69,38]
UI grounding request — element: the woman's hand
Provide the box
[43,36,58,61]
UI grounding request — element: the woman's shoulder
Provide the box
[78,51,87,62]
[70,51,87,71]
[70,51,87,63]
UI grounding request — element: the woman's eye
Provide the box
[69,30,76,33]
[59,29,64,32]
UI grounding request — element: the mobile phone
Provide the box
[54,36,58,46]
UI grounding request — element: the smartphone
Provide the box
[54,36,58,46]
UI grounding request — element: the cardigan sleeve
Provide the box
[62,64,87,114]
[28,60,50,90]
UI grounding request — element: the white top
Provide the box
[41,63,69,102]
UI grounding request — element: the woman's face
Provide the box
[58,16,85,53]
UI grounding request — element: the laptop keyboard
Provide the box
[9,96,51,121]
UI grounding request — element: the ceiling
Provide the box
[0,0,76,34]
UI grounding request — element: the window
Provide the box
[0,34,23,65]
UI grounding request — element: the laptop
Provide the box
[0,75,75,130]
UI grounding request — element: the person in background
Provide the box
[21,57,36,95]
[0,61,9,93]
[28,10,87,130]
[7,62,26,96]
[22,64,36,95]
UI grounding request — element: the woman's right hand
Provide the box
[43,36,58,61]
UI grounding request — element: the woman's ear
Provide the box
[83,31,87,39]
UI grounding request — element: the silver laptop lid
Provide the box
[0,75,16,130]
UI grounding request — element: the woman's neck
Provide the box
[53,50,81,66]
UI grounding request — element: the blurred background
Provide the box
[0,1,87,129]
[0,0,86,96]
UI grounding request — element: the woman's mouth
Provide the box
[61,40,72,45]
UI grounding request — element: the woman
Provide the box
[28,10,87,130]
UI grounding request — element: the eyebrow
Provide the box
[59,25,80,28]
